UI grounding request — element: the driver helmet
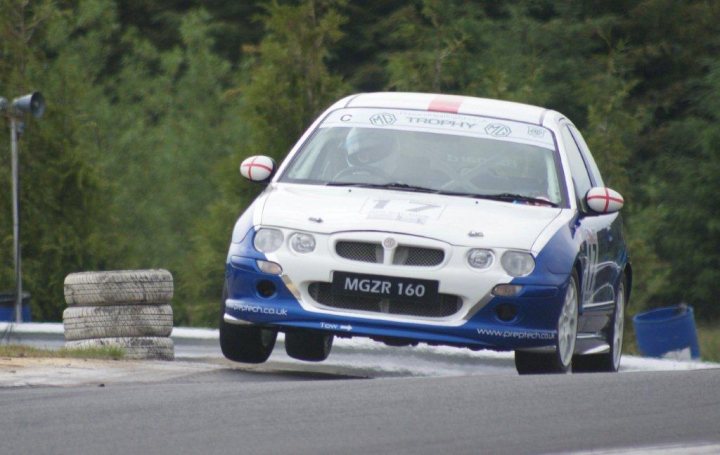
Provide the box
[345,127,398,166]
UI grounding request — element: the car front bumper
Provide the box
[224,255,567,351]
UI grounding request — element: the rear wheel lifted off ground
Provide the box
[219,286,277,363]
[284,330,334,362]
[573,275,627,373]
[515,270,579,375]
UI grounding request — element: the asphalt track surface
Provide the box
[1,327,719,454]
[1,366,719,454]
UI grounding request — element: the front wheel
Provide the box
[219,286,277,363]
[515,270,579,374]
[284,330,334,362]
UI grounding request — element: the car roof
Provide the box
[332,92,552,126]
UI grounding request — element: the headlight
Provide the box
[501,251,535,276]
[253,228,284,253]
[289,233,316,253]
[467,249,494,269]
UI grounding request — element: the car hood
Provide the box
[258,184,564,250]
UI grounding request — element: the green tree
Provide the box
[383,0,485,93]
[178,0,350,326]
[241,0,349,156]
[634,60,720,317]
[0,0,115,320]
[2,0,719,326]
[96,10,239,269]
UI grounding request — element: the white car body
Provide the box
[222,92,631,374]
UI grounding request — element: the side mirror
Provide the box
[585,187,624,214]
[240,155,276,183]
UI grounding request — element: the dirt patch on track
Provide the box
[0,357,223,388]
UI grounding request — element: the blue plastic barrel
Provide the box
[632,305,700,359]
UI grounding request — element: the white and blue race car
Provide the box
[221,92,631,374]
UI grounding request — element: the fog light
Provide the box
[289,232,316,253]
[467,249,494,269]
[492,284,522,297]
[256,280,277,298]
[495,303,518,322]
[256,260,283,275]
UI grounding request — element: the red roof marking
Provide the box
[428,95,464,113]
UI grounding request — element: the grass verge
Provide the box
[697,324,720,363]
[0,344,125,360]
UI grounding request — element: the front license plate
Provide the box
[332,271,439,304]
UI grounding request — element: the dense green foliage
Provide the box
[1,0,719,324]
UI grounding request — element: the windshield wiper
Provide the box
[326,181,438,193]
[481,193,559,207]
[325,183,557,206]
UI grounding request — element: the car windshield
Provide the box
[280,108,565,206]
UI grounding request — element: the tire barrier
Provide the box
[63,270,175,360]
[62,304,173,341]
[65,337,175,361]
[64,269,174,306]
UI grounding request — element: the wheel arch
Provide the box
[572,257,585,314]
[622,262,632,305]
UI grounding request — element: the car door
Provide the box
[559,123,619,332]
[568,125,625,307]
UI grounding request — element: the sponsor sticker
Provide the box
[369,112,397,126]
[484,123,511,137]
[362,199,445,225]
[527,126,546,138]
[476,328,556,340]
[405,115,477,130]
[226,300,288,317]
[320,108,555,149]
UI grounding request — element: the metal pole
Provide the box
[10,117,23,323]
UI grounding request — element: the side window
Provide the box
[568,125,604,187]
[560,125,593,201]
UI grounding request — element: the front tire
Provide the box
[515,270,579,374]
[573,275,626,373]
[284,330,333,362]
[219,286,277,364]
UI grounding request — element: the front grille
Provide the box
[336,241,383,263]
[393,246,444,266]
[335,241,444,267]
[308,282,462,318]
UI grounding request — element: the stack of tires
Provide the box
[62,270,175,360]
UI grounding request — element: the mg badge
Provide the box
[370,112,397,126]
[383,237,397,249]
